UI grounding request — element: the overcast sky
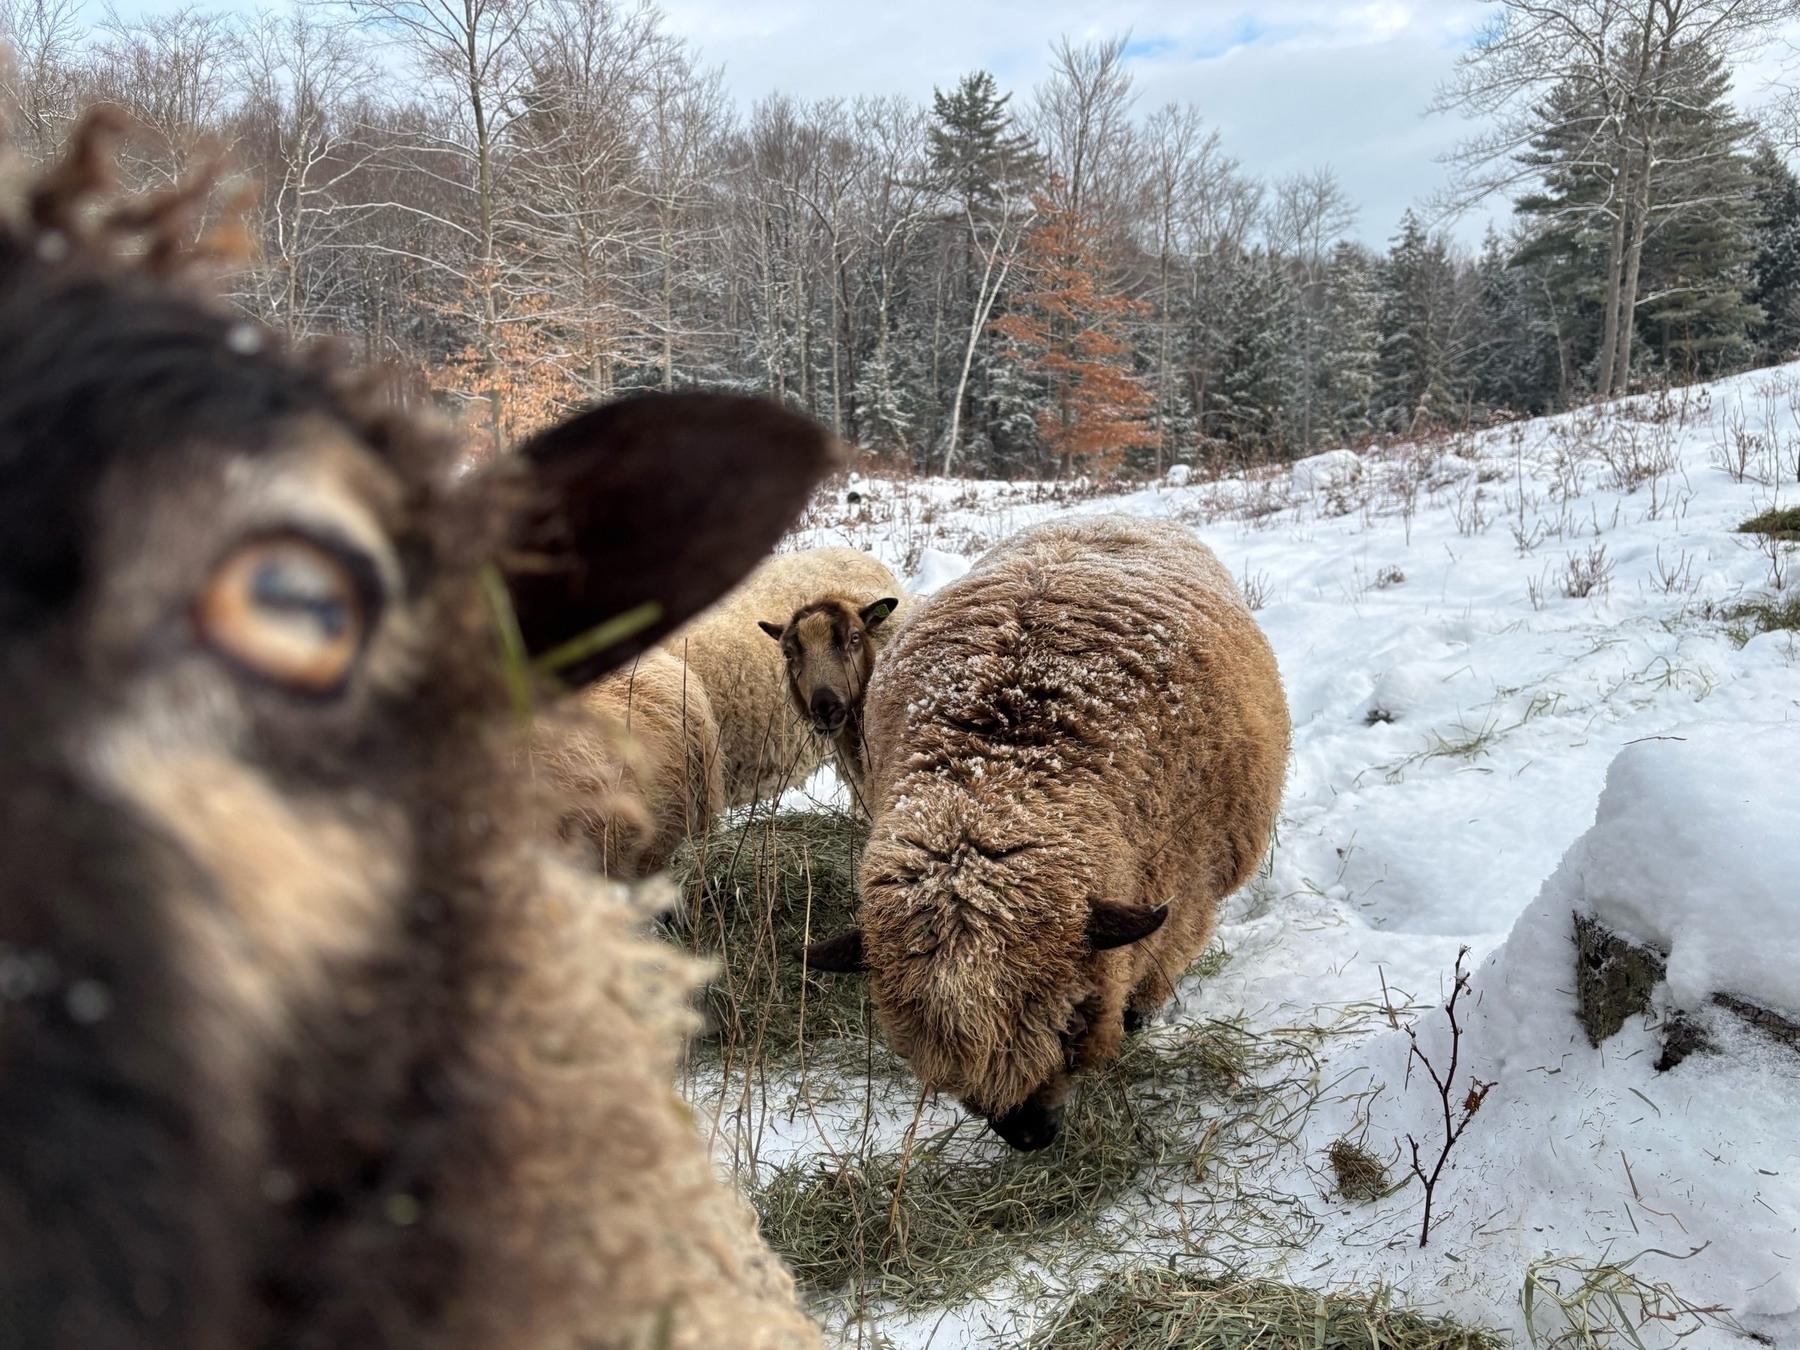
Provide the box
[653,0,1492,245]
[96,0,1798,248]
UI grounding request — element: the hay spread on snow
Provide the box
[1031,1263,1504,1349]
[666,808,885,1069]
[753,1017,1328,1312]
[663,806,1506,1343]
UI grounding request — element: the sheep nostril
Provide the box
[809,692,846,732]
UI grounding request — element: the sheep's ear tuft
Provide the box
[496,392,836,687]
[758,619,786,641]
[799,929,865,974]
[860,597,900,628]
[1087,901,1168,951]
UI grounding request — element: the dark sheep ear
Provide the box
[496,393,836,686]
[1087,901,1168,951]
[860,597,900,628]
[758,619,786,641]
[798,929,866,973]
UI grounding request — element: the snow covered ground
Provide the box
[719,365,1800,1346]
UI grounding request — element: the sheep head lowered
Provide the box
[801,788,1166,1152]
[759,594,898,737]
[799,515,1287,1156]
[0,113,832,1348]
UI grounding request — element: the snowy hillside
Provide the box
[703,364,1800,1348]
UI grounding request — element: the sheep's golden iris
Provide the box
[196,537,367,694]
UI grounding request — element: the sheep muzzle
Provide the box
[985,1091,1065,1153]
[807,688,848,735]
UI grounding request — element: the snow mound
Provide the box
[1355,724,1800,1342]
[1557,725,1800,1015]
[1164,462,1193,487]
[1290,448,1362,495]
[910,546,972,596]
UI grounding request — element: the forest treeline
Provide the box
[5,0,1800,476]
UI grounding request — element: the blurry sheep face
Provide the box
[760,596,897,736]
[0,131,831,1339]
[803,839,1166,1153]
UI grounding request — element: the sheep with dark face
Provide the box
[758,592,903,811]
[0,114,828,1348]
[665,546,899,807]
[803,516,1289,1152]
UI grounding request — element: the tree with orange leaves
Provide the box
[991,181,1158,477]
[447,265,586,464]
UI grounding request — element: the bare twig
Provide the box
[1402,946,1494,1247]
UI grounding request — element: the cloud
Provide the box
[659,0,1493,243]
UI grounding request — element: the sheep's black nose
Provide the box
[988,1100,1062,1152]
[809,689,847,734]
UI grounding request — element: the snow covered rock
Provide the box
[1558,725,1800,1028]
[1289,448,1362,496]
[1392,724,1800,1338]
[1164,462,1193,487]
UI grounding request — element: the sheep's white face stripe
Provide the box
[85,729,407,1050]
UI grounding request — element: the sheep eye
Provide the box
[196,537,369,694]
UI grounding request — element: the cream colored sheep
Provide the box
[666,547,901,807]
[535,647,724,877]
[0,113,823,1349]
[804,515,1289,1152]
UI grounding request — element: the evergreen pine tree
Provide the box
[1376,212,1463,432]
[929,72,1040,214]
[1317,241,1380,443]
[1748,142,1800,362]
[972,342,1047,477]
[1514,40,1760,388]
[1468,229,1563,415]
[854,351,915,457]
[1208,247,1299,459]
[1632,46,1759,378]
[929,69,1041,474]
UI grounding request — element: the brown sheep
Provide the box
[804,515,1289,1152]
[758,593,903,813]
[0,114,826,1348]
[534,647,724,877]
[666,547,900,807]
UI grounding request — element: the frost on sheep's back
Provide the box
[0,112,829,1349]
[821,515,1289,1151]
